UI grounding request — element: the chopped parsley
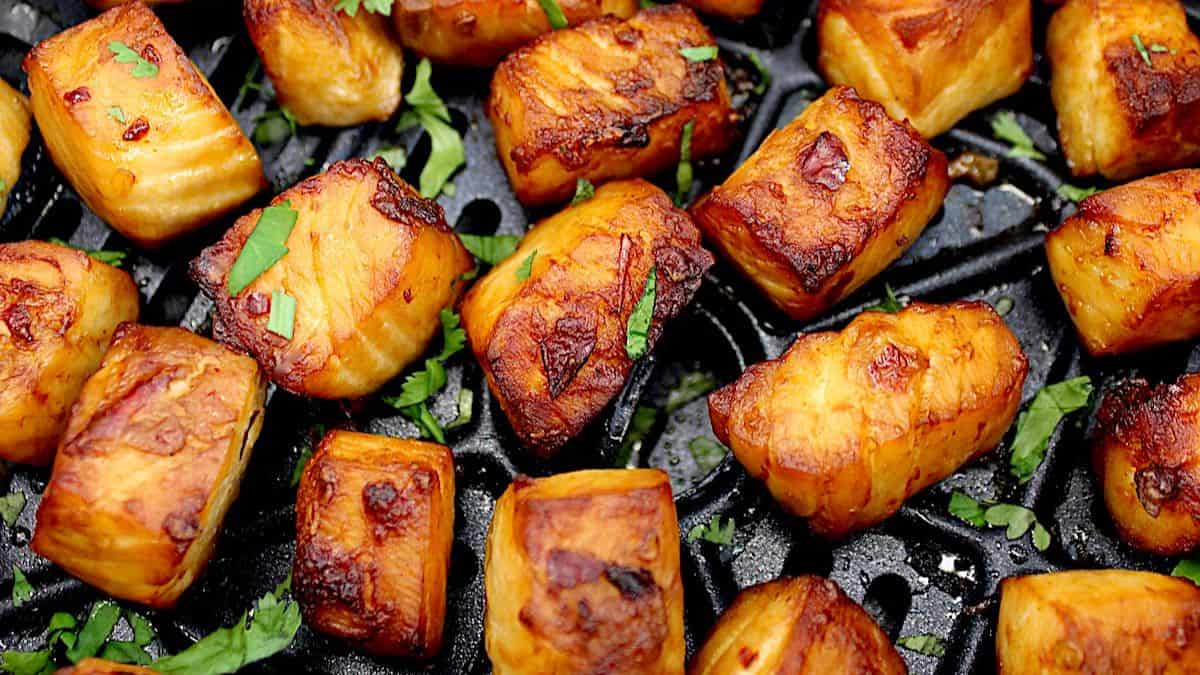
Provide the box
[1132,33,1153,66]
[675,121,695,206]
[108,41,158,79]
[333,0,392,15]
[536,0,568,29]
[226,201,299,296]
[1057,183,1101,203]
[266,291,296,340]
[371,146,407,172]
[949,490,1050,551]
[687,515,735,545]
[252,107,297,145]
[897,634,947,658]
[516,250,537,281]
[1009,377,1093,483]
[0,492,27,528]
[688,437,727,474]
[10,566,31,608]
[615,405,658,468]
[624,267,656,360]
[47,237,126,267]
[1173,557,1200,585]
[748,50,771,95]
[382,309,467,442]
[571,178,595,206]
[458,233,521,266]
[665,371,717,413]
[990,111,1046,161]
[992,296,1014,317]
[679,46,718,62]
[446,389,474,430]
[107,106,126,124]
[398,59,464,199]
[866,284,904,313]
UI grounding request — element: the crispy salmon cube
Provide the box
[0,78,30,215]
[690,86,949,321]
[709,301,1028,538]
[31,324,266,608]
[485,469,684,674]
[294,430,455,658]
[23,3,265,247]
[1049,0,1200,180]
[0,240,139,465]
[460,179,713,457]
[55,658,158,674]
[683,0,765,21]
[191,158,474,400]
[818,0,1034,138]
[487,5,736,207]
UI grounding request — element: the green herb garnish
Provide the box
[107,106,126,124]
[675,121,695,206]
[226,201,299,296]
[571,178,595,206]
[615,405,658,468]
[10,567,31,608]
[266,291,296,340]
[371,146,407,172]
[625,266,656,360]
[1009,377,1093,483]
[446,389,474,430]
[458,234,521,266]
[333,0,392,15]
[990,111,1046,161]
[1132,33,1153,66]
[949,491,1051,551]
[897,634,947,658]
[688,437,727,473]
[866,284,904,313]
[516,250,537,281]
[108,41,158,79]
[1057,184,1101,203]
[398,59,464,199]
[382,309,467,443]
[252,107,297,145]
[666,371,717,414]
[0,492,26,528]
[536,0,568,29]
[47,237,126,267]
[748,50,771,95]
[1173,557,1200,585]
[679,46,718,62]
[687,515,735,545]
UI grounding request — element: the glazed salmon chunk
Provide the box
[0,79,30,215]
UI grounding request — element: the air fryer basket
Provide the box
[2,1,1198,672]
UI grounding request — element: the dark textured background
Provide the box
[2,0,1198,672]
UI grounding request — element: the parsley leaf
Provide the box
[687,515,735,545]
[615,405,658,468]
[640,0,659,7]
[436,308,467,361]
[107,106,126,124]
[108,41,158,79]
[571,178,595,206]
[10,567,31,608]
[458,234,521,266]
[333,0,392,16]
[1132,33,1153,66]
[252,107,297,145]
[866,284,904,313]
[679,46,718,62]
[1173,557,1200,585]
[990,112,1046,161]
[536,0,568,29]
[382,309,467,442]
[949,491,1051,551]
[67,601,121,663]
[897,634,946,658]
[290,446,313,488]
[398,59,464,198]
[47,238,127,267]
[1057,183,1101,203]
[227,201,299,296]
[266,291,296,340]
[446,389,474,430]
[387,359,447,409]
[688,437,727,474]
[1009,377,1093,483]
[0,650,52,675]
[675,121,695,206]
[748,50,771,95]
[625,267,656,360]
[370,146,407,172]
[665,371,717,413]
[992,296,1014,317]
[516,250,537,281]
[128,612,155,648]
[0,492,26,528]
[152,582,300,675]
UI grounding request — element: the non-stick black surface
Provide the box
[2,1,1198,672]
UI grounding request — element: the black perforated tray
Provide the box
[3,1,1200,673]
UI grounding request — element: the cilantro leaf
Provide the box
[382,309,466,441]
[688,437,727,474]
[1009,377,1093,483]
[571,178,595,206]
[625,267,656,360]
[992,296,1014,317]
[1057,184,1101,203]
[0,650,52,675]
[665,371,717,414]
[435,308,467,361]
[47,238,127,267]
[950,491,1051,551]
[675,121,695,206]
[458,234,520,266]
[748,50,771,95]
[226,202,299,296]
[516,250,536,281]
[66,601,121,663]
[290,446,313,488]
[370,146,407,172]
[1173,557,1200,585]
[398,59,464,199]
[108,41,158,79]
[333,0,392,15]
[687,515,735,545]
[984,503,1036,540]
[948,490,986,527]
[399,403,445,444]
[0,492,26,528]
[446,388,474,430]
[990,112,1046,161]
[100,641,151,666]
[615,405,657,468]
[385,359,448,409]
[897,634,946,658]
[128,612,155,648]
[679,46,718,62]
[866,284,904,313]
[536,0,568,29]
[1132,33,1153,66]
[10,567,31,608]
[252,107,297,145]
[152,583,300,675]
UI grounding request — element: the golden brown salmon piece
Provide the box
[0,78,30,215]
[997,570,1200,674]
[485,469,684,675]
[32,324,267,608]
[818,0,1034,138]
[393,0,638,67]
[689,576,906,675]
[244,0,404,126]
[1045,170,1200,356]
[683,0,765,21]
[461,179,713,457]
[690,86,949,321]
[709,301,1028,538]
[23,3,265,247]
[294,430,455,658]
[0,240,139,466]
[55,658,159,675]
[1049,0,1200,180]
[488,5,736,207]
[192,158,473,400]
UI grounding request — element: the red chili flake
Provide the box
[737,646,758,667]
[63,87,91,104]
[140,44,161,65]
[244,292,270,316]
[122,117,150,141]
[799,131,850,191]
